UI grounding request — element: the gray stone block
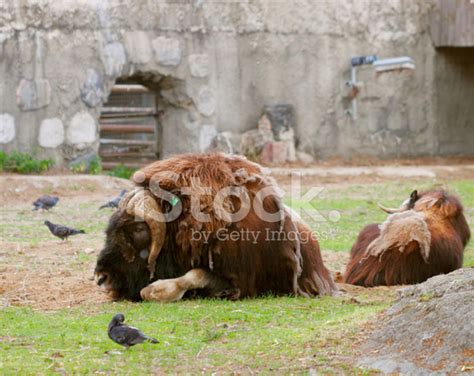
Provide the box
[195,86,215,117]
[67,112,97,146]
[152,36,182,66]
[16,78,52,111]
[124,31,152,64]
[102,42,126,77]
[38,118,64,148]
[188,54,209,77]
[0,113,15,144]
[80,69,104,108]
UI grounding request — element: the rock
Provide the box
[195,86,216,117]
[188,54,209,77]
[260,141,289,165]
[80,69,104,108]
[67,112,96,146]
[199,124,218,152]
[152,36,181,66]
[68,152,100,173]
[0,113,15,144]
[38,118,64,148]
[240,124,274,158]
[210,131,239,154]
[358,268,474,375]
[263,104,295,141]
[102,42,126,77]
[279,128,296,162]
[124,31,152,64]
[296,151,315,164]
[16,78,51,111]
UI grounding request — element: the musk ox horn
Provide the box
[377,203,404,214]
[120,188,166,280]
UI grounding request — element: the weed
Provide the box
[0,150,54,174]
[106,164,136,179]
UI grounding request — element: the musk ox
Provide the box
[95,153,337,301]
[344,189,470,287]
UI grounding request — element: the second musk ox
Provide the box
[344,190,470,286]
[95,153,337,301]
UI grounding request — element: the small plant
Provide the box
[89,156,102,175]
[107,163,136,179]
[69,155,102,175]
[0,150,54,174]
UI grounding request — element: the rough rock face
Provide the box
[359,268,474,375]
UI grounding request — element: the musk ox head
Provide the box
[95,189,167,301]
[95,211,152,301]
[378,189,465,219]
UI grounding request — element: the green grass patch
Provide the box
[106,164,137,179]
[0,297,387,373]
[0,150,53,174]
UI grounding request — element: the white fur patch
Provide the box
[366,210,431,262]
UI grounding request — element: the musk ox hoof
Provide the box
[140,279,187,302]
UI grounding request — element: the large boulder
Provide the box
[358,268,474,375]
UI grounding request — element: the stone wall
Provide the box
[0,0,472,164]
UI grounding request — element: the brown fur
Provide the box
[344,190,470,286]
[96,153,337,300]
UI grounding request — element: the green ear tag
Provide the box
[170,196,179,206]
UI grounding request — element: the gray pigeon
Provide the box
[44,220,85,240]
[33,195,59,211]
[99,189,127,209]
[108,313,159,349]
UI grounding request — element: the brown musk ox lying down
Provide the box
[95,153,337,302]
[344,189,470,287]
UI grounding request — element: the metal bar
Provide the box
[111,84,151,94]
[100,124,156,133]
[99,150,157,158]
[102,161,149,170]
[101,106,156,114]
[100,138,156,146]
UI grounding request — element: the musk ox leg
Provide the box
[140,268,237,302]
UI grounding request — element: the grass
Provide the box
[107,164,137,179]
[0,150,53,174]
[0,297,386,374]
[0,176,472,373]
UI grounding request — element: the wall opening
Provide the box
[99,72,197,168]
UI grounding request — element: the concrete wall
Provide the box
[0,0,472,164]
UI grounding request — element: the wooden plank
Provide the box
[102,161,149,169]
[431,0,474,47]
[100,138,156,146]
[101,106,156,114]
[99,150,157,158]
[111,84,151,94]
[100,124,156,133]
[100,113,157,119]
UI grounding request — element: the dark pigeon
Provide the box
[108,313,159,349]
[44,220,85,240]
[99,189,127,210]
[33,195,59,211]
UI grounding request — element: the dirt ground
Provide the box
[1,161,472,311]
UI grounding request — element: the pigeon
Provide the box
[108,313,159,349]
[99,190,127,210]
[44,220,85,240]
[32,195,59,211]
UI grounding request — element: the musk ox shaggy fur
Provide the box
[344,189,470,287]
[95,153,337,301]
